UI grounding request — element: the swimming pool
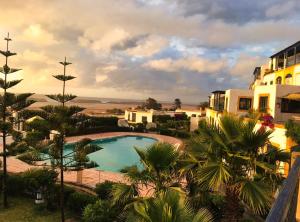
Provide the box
[65,135,157,172]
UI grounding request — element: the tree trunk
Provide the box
[76,170,83,184]
[2,132,7,208]
[222,186,243,222]
[60,138,65,222]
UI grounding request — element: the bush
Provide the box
[159,128,176,137]
[67,192,97,214]
[8,141,29,155]
[22,168,57,192]
[25,131,45,146]
[153,115,173,123]
[17,151,41,164]
[175,130,191,138]
[7,174,25,195]
[67,126,131,136]
[83,200,119,222]
[286,120,300,144]
[44,184,76,211]
[95,181,115,200]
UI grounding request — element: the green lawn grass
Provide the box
[0,196,77,222]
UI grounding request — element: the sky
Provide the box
[1,0,300,104]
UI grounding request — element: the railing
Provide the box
[266,157,300,222]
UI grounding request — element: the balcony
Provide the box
[266,154,300,221]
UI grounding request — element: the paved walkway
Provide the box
[2,132,183,190]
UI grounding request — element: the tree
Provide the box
[36,58,101,222]
[127,190,213,222]
[142,97,162,110]
[198,101,209,110]
[127,143,182,193]
[174,98,182,110]
[187,115,290,220]
[0,33,35,207]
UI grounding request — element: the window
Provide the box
[278,54,284,69]
[281,98,300,113]
[142,116,147,123]
[285,74,292,85]
[296,46,300,64]
[132,113,136,122]
[270,81,273,85]
[276,77,282,84]
[259,96,268,112]
[287,48,295,67]
[238,98,252,111]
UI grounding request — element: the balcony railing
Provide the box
[266,157,300,222]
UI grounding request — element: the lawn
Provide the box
[0,196,77,222]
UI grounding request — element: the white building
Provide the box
[124,108,205,124]
[206,41,300,154]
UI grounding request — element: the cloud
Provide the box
[125,35,168,57]
[230,54,267,81]
[22,24,58,46]
[1,0,300,103]
[144,57,227,74]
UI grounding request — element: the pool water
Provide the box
[65,136,157,172]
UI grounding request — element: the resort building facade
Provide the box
[124,108,205,124]
[206,41,300,152]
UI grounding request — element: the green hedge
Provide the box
[68,126,131,136]
[159,128,191,138]
[67,192,97,214]
[95,181,116,200]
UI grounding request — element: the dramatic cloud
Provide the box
[0,0,300,103]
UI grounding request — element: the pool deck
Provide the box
[1,132,183,191]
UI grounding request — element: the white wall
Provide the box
[253,85,277,117]
[225,89,253,115]
[124,110,154,123]
[262,73,275,85]
[254,123,287,150]
[253,85,300,122]
[176,109,203,117]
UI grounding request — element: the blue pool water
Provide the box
[65,136,157,172]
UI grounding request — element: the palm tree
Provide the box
[127,189,213,222]
[121,142,183,194]
[187,115,290,221]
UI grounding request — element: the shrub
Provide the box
[95,181,115,200]
[83,200,119,222]
[7,174,25,195]
[67,192,97,214]
[17,152,41,164]
[8,141,29,155]
[175,130,191,138]
[153,115,173,123]
[286,119,300,144]
[159,128,176,137]
[22,168,57,192]
[25,131,45,146]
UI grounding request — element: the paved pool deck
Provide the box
[2,132,183,191]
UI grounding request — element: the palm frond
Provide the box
[237,179,271,215]
[197,162,231,190]
[192,208,214,222]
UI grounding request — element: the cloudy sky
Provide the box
[1,0,300,104]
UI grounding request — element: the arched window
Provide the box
[276,77,282,85]
[285,74,293,85]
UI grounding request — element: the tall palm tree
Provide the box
[127,189,213,222]
[188,115,290,221]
